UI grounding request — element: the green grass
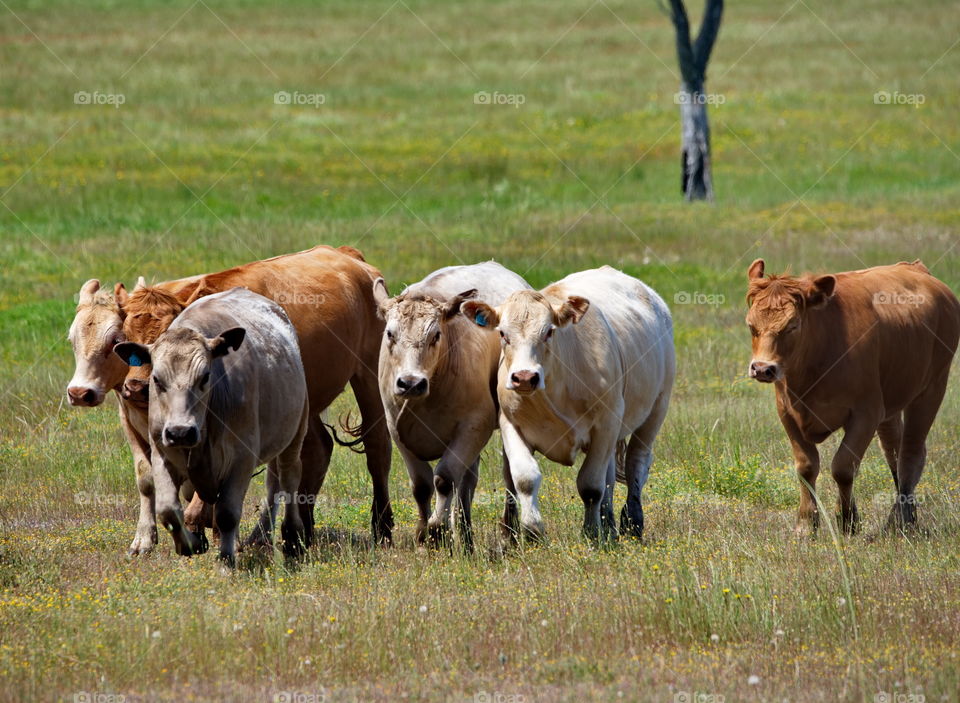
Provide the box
[1,0,959,700]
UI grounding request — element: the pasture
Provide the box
[1,0,959,700]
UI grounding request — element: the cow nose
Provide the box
[749,361,779,383]
[67,386,100,407]
[163,424,199,447]
[122,378,149,401]
[396,374,428,397]
[510,370,540,392]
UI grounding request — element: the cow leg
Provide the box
[578,429,619,542]
[599,456,617,538]
[431,431,489,551]
[296,416,333,545]
[453,459,479,553]
[397,443,434,545]
[350,373,394,544]
[831,413,880,535]
[500,448,520,543]
[214,464,256,568]
[889,372,950,531]
[777,400,821,536]
[499,415,544,541]
[620,392,669,539]
[244,460,280,549]
[152,454,206,557]
[876,415,903,491]
[119,405,158,557]
[278,404,309,557]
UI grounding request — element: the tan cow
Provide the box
[68,277,201,554]
[115,288,309,566]
[374,262,532,548]
[463,266,675,540]
[746,259,960,534]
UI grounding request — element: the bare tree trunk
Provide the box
[666,0,723,202]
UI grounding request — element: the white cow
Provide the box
[463,266,675,540]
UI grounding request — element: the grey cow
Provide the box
[374,261,532,548]
[115,287,309,566]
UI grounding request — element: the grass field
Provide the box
[2,0,959,701]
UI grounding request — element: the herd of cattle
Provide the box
[65,245,960,565]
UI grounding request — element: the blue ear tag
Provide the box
[128,353,143,367]
[475,312,487,327]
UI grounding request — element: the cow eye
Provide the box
[499,330,509,345]
[544,327,554,341]
[153,378,167,394]
[104,334,123,357]
[431,331,441,345]
[386,329,394,342]
[748,325,759,338]
[198,372,210,390]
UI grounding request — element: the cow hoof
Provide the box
[192,531,210,555]
[427,524,451,550]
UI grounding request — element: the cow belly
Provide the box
[520,419,581,466]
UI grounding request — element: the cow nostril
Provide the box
[414,378,428,394]
[529,372,540,388]
[81,389,95,404]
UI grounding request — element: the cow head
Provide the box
[117,279,188,406]
[373,277,477,400]
[462,290,589,394]
[745,259,836,383]
[66,279,128,407]
[115,326,245,449]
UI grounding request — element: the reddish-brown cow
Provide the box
[746,259,960,535]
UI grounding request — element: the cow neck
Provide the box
[782,304,842,400]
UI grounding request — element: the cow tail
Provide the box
[323,410,368,454]
[615,439,627,484]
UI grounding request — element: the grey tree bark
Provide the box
[665,0,723,201]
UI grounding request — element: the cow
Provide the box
[373,262,532,548]
[745,259,960,535]
[67,277,203,555]
[115,288,308,566]
[462,266,675,541]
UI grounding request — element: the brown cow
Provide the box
[118,245,393,548]
[746,259,960,535]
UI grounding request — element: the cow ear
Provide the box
[445,289,478,319]
[209,327,246,358]
[461,300,498,328]
[555,296,589,326]
[372,278,392,317]
[114,283,129,319]
[806,275,836,308]
[747,259,765,280]
[77,279,100,306]
[133,276,147,291]
[115,342,152,367]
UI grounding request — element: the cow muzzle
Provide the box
[749,360,781,383]
[395,374,429,398]
[508,370,541,394]
[121,378,150,404]
[67,385,104,407]
[163,424,200,448]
